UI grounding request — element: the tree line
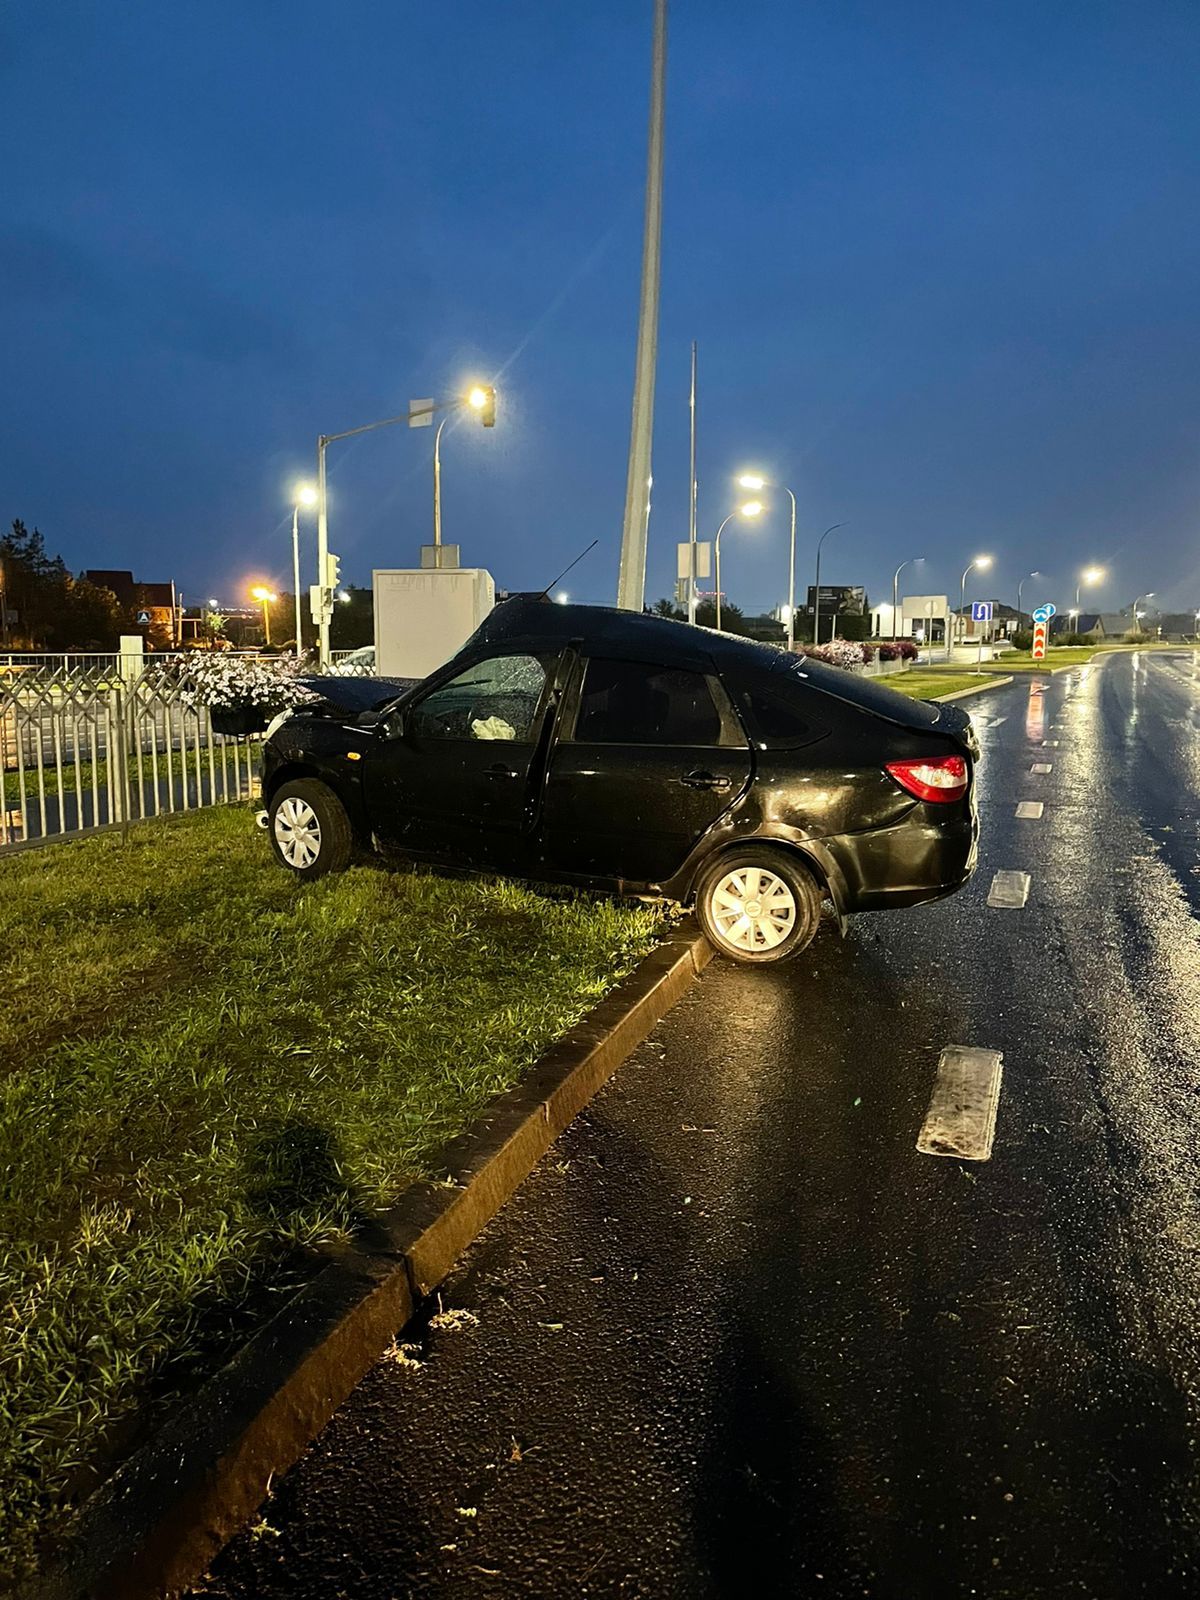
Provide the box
[0,521,126,649]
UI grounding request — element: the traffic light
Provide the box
[468,385,496,427]
[322,551,341,589]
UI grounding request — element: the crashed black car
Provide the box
[260,599,978,964]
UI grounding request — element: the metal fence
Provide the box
[1,661,261,850]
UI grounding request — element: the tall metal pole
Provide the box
[958,563,972,650]
[291,504,303,658]
[687,339,698,624]
[616,0,668,612]
[317,436,330,666]
[433,416,449,551]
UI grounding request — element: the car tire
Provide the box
[267,778,353,880]
[694,847,822,965]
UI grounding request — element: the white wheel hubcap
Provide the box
[709,866,796,953]
[274,796,322,868]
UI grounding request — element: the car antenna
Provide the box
[537,540,598,601]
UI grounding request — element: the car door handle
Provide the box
[485,763,520,780]
[680,769,732,791]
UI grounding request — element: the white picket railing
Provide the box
[1,662,261,850]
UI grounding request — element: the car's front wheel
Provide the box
[694,848,822,964]
[267,778,353,880]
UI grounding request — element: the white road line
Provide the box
[1015,801,1044,819]
[1041,739,1058,747]
[989,716,1007,726]
[1031,762,1052,774]
[988,869,1031,907]
[917,1045,1004,1162]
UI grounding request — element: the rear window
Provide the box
[732,685,826,749]
[779,655,944,731]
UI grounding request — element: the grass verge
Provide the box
[0,806,661,1580]
[887,670,998,701]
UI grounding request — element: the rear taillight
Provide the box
[885,754,969,804]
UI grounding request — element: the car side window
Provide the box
[733,684,826,749]
[571,657,743,747]
[406,654,549,741]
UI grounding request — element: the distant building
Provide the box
[951,600,1024,641]
[84,570,178,647]
[872,593,950,643]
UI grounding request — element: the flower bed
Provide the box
[176,654,318,734]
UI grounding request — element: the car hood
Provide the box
[296,675,419,714]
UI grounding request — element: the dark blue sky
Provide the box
[3,0,1199,619]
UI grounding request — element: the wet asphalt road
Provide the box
[200,652,1200,1600]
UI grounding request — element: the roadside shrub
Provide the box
[805,639,866,670]
[1012,629,1033,651]
[895,639,919,661]
[876,641,900,662]
[860,642,877,664]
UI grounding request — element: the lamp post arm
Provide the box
[714,513,734,632]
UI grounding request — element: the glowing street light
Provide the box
[1017,570,1041,625]
[316,381,498,664]
[714,501,764,632]
[290,483,318,658]
[1076,564,1105,610]
[555,591,569,605]
[738,472,802,652]
[958,554,992,647]
[250,585,277,646]
[1133,592,1154,634]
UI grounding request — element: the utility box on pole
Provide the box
[373,567,495,680]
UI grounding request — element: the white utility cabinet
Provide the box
[373,567,495,680]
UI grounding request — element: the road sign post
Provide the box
[1031,603,1056,661]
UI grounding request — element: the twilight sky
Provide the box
[3,0,1199,619]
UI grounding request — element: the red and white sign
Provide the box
[1032,621,1048,659]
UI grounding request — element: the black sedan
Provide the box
[260,599,979,965]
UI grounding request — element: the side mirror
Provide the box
[382,709,406,740]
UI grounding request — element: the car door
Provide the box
[363,651,557,870]
[538,654,752,886]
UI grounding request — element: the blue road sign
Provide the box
[971,600,994,622]
[1032,604,1056,624]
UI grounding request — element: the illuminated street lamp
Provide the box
[291,483,318,658]
[1132,592,1154,634]
[434,384,497,553]
[958,554,992,646]
[250,585,277,647]
[737,473,799,652]
[316,381,497,665]
[714,502,764,632]
[1076,564,1104,610]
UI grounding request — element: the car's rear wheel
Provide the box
[268,778,352,879]
[694,848,822,965]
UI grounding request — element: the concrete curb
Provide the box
[936,674,1014,702]
[24,924,712,1600]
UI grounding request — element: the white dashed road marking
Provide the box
[1042,739,1058,747]
[1031,762,1052,774]
[1015,801,1044,819]
[917,1045,1004,1162]
[988,870,1031,908]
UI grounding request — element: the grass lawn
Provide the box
[0,806,661,1579]
[888,670,1004,701]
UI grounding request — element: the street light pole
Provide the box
[813,523,846,647]
[713,513,735,634]
[433,415,449,550]
[291,504,302,657]
[687,340,698,624]
[894,558,923,644]
[1017,571,1041,627]
[314,392,490,665]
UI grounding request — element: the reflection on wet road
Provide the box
[201,651,1200,1600]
